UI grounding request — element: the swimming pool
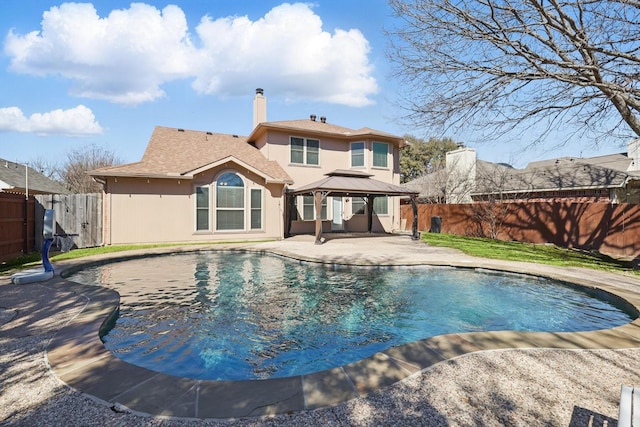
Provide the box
[67,251,635,381]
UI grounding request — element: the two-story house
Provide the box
[90,89,417,245]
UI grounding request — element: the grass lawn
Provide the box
[422,233,637,274]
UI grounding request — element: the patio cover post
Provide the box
[367,195,375,233]
[285,192,295,238]
[410,194,419,240]
[314,191,329,244]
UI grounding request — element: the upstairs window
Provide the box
[291,137,320,165]
[372,142,389,168]
[351,142,365,168]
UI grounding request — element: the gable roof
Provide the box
[289,170,417,197]
[90,126,293,184]
[0,159,68,194]
[248,119,405,146]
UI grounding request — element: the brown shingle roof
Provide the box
[90,126,292,183]
[248,119,404,145]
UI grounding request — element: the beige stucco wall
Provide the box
[103,165,285,245]
[255,129,403,233]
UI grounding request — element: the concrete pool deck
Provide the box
[3,233,640,422]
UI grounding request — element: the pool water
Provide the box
[67,251,635,381]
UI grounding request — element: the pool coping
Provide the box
[27,240,640,419]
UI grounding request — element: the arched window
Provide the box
[216,172,245,230]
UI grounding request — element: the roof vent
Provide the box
[206,131,213,135]
[178,128,185,132]
[233,134,239,138]
[310,114,316,121]
[320,116,326,123]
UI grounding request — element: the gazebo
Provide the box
[285,170,419,244]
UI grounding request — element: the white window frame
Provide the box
[195,185,211,231]
[351,141,366,168]
[290,136,320,166]
[351,196,366,215]
[296,195,329,221]
[250,188,263,230]
[215,172,245,231]
[372,142,389,169]
[373,196,389,215]
[350,196,389,216]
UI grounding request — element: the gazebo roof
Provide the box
[287,170,417,197]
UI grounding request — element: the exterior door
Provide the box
[332,198,343,231]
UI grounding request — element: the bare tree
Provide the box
[29,156,64,182]
[62,144,121,193]
[387,0,640,144]
[470,164,531,239]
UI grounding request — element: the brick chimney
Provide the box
[253,88,267,129]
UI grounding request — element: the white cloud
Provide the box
[5,3,194,105]
[4,2,377,107]
[192,3,377,106]
[0,105,103,135]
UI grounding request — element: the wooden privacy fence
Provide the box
[401,202,640,259]
[35,193,103,251]
[0,192,35,263]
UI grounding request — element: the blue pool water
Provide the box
[67,251,635,381]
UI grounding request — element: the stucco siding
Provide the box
[105,170,284,245]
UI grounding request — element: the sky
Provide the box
[0,1,626,170]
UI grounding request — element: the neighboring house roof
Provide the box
[402,148,640,200]
[479,155,640,196]
[403,160,513,200]
[248,119,405,145]
[0,158,68,194]
[89,126,293,184]
[289,170,417,197]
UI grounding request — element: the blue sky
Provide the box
[0,1,623,170]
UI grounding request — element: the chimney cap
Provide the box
[310,114,316,121]
[255,88,264,95]
[320,116,326,123]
